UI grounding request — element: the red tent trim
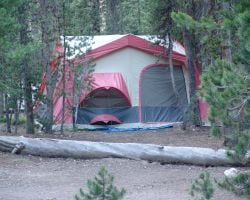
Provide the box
[74,34,187,64]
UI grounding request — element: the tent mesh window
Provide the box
[78,88,132,125]
[80,88,130,108]
[140,65,188,122]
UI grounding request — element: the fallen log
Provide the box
[0,136,249,166]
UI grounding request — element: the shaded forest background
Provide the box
[0,1,250,199]
[0,0,249,145]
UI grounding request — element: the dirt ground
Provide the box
[0,125,249,200]
[0,125,224,148]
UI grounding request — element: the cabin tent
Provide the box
[39,34,208,129]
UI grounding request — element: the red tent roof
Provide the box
[74,34,186,64]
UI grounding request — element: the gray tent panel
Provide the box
[75,107,139,124]
[141,65,188,122]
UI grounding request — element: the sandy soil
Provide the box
[0,126,249,200]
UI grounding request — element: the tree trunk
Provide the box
[99,0,106,33]
[137,0,141,33]
[168,38,180,104]
[39,0,57,134]
[183,28,200,126]
[13,98,19,135]
[24,78,34,134]
[4,95,11,133]
[106,0,120,34]
[60,1,66,134]
[92,0,101,34]
[18,3,34,134]
[166,1,180,104]
[0,136,249,166]
[40,0,52,134]
[0,93,3,120]
[221,1,232,62]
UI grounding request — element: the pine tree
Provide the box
[190,172,214,200]
[68,0,102,35]
[218,172,250,197]
[119,0,148,34]
[171,0,250,157]
[181,1,250,198]
[199,1,250,161]
[18,0,35,134]
[75,167,126,200]
[38,0,62,133]
[0,0,28,133]
[201,59,247,132]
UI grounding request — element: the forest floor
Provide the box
[0,125,249,200]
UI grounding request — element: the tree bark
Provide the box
[39,0,57,134]
[60,1,66,134]
[183,28,201,126]
[221,1,232,62]
[166,0,180,104]
[24,73,34,134]
[40,0,52,134]
[4,95,11,133]
[18,3,34,134]
[13,97,19,135]
[99,0,106,33]
[0,93,3,120]
[0,136,249,166]
[168,36,180,105]
[106,0,120,34]
[137,0,141,33]
[92,0,101,34]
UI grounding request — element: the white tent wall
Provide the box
[92,47,189,106]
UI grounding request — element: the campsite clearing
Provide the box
[0,126,249,200]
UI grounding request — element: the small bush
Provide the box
[75,167,126,200]
[0,115,26,125]
[14,116,26,125]
[190,171,214,200]
[218,172,250,197]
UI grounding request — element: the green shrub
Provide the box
[218,172,250,197]
[190,172,214,200]
[75,167,126,200]
[0,115,26,125]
